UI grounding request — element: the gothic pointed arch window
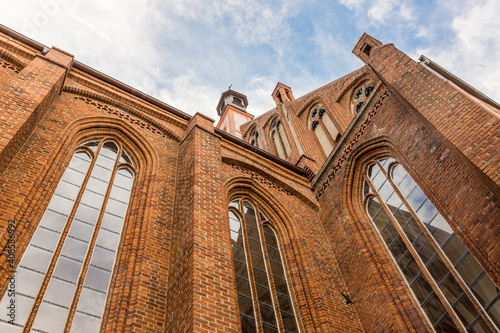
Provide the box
[363,157,500,332]
[351,80,375,114]
[228,198,299,333]
[0,139,135,332]
[270,117,291,159]
[247,126,260,148]
[308,104,340,156]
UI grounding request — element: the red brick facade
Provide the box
[0,26,499,332]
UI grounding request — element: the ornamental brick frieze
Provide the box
[315,88,390,200]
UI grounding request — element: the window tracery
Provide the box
[363,157,500,332]
[352,81,374,114]
[228,198,298,333]
[0,139,135,332]
[269,118,291,159]
[308,104,340,156]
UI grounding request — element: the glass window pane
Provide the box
[114,172,134,190]
[20,245,52,274]
[410,275,433,303]
[472,274,499,307]
[96,229,120,251]
[487,299,500,327]
[240,314,257,333]
[32,302,69,332]
[90,165,113,182]
[17,267,44,298]
[398,173,417,198]
[80,190,105,210]
[238,295,255,318]
[453,296,479,327]
[386,192,404,214]
[109,185,131,204]
[422,293,446,324]
[70,311,102,333]
[30,226,61,252]
[229,199,240,209]
[434,314,459,333]
[75,287,106,317]
[406,187,427,210]
[61,168,87,187]
[43,277,76,308]
[390,164,406,186]
[85,177,109,196]
[53,256,82,283]
[61,236,88,262]
[68,220,95,241]
[39,209,68,233]
[232,246,246,263]
[439,274,464,305]
[47,194,75,216]
[105,198,128,218]
[456,253,484,285]
[55,180,81,201]
[91,246,116,271]
[415,199,439,224]
[74,204,100,226]
[84,265,112,292]
[378,181,394,202]
[442,235,468,266]
[236,277,252,297]
[100,212,124,233]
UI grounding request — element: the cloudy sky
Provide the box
[2,0,499,119]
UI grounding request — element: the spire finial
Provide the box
[228,84,232,90]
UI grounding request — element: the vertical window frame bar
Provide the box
[63,140,122,332]
[381,161,499,332]
[238,200,265,332]
[24,145,99,332]
[364,172,467,331]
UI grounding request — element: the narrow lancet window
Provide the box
[364,158,500,332]
[0,140,135,332]
[228,198,299,332]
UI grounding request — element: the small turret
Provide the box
[216,89,253,139]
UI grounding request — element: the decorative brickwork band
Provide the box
[315,88,390,200]
[230,163,292,196]
[0,60,20,73]
[73,96,179,141]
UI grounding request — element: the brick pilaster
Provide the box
[0,47,73,175]
[166,113,240,332]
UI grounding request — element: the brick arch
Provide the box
[336,71,373,103]
[341,137,434,332]
[63,86,183,142]
[242,121,257,140]
[224,177,321,332]
[0,48,30,70]
[222,157,318,209]
[0,117,159,332]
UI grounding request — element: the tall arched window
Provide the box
[228,198,298,333]
[0,139,135,332]
[248,127,260,148]
[308,104,340,156]
[270,119,291,159]
[364,157,500,332]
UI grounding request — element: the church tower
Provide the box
[215,89,253,138]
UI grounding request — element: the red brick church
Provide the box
[0,24,499,332]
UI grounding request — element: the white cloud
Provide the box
[417,0,500,101]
